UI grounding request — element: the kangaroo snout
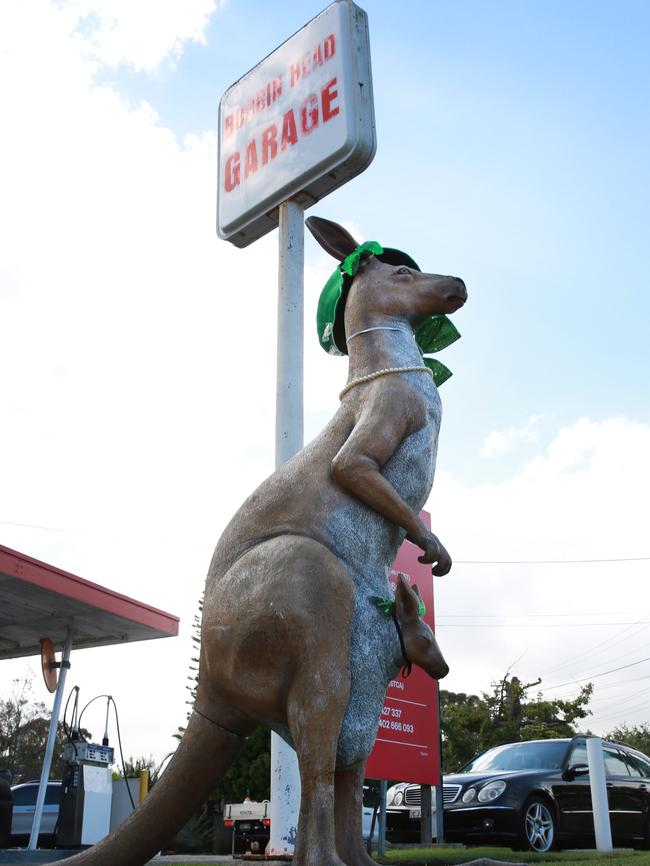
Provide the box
[445,276,468,309]
[417,632,450,681]
[433,652,450,681]
[394,574,450,681]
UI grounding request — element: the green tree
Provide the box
[175,596,203,740]
[169,595,271,854]
[481,674,593,748]
[0,674,72,782]
[175,595,271,802]
[605,723,650,756]
[112,755,161,782]
[440,674,593,773]
[440,691,489,772]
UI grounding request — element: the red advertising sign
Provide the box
[365,512,441,785]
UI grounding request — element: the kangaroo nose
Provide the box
[437,661,450,680]
[454,277,467,298]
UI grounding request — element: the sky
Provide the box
[1,0,649,772]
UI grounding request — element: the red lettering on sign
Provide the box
[289,34,336,87]
[224,153,240,192]
[255,88,266,113]
[281,109,298,149]
[301,94,319,135]
[267,76,282,108]
[321,77,339,122]
[261,124,278,165]
[324,33,335,60]
[222,71,345,193]
[224,114,234,139]
[244,140,258,178]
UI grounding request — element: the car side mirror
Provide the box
[563,763,590,781]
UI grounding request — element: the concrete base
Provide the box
[0,852,79,864]
[0,854,306,865]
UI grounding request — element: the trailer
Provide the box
[223,800,270,858]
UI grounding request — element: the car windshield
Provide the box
[462,740,568,773]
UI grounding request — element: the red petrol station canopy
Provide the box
[0,544,179,660]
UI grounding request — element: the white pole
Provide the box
[29,628,74,850]
[268,198,304,857]
[586,736,613,851]
[377,779,387,856]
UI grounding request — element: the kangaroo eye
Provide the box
[395,266,411,275]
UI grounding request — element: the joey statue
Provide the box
[59,217,467,866]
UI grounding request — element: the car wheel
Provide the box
[519,796,557,852]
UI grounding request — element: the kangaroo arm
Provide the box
[331,408,429,545]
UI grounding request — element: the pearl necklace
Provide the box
[339,366,433,400]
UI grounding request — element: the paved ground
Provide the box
[149,856,234,864]
[0,854,281,865]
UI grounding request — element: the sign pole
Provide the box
[434,681,445,842]
[420,785,433,844]
[587,736,613,851]
[29,628,73,850]
[377,779,387,856]
[268,198,304,857]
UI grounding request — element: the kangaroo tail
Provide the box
[56,710,245,866]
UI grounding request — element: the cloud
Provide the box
[1,2,647,763]
[75,0,219,72]
[430,416,650,733]
[0,0,350,763]
[480,413,545,457]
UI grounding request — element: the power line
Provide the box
[539,643,650,696]
[545,675,650,700]
[537,617,650,678]
[439,611,642,618]
[455,557,650,564]
[544,655,650,691]
[438,621,649,628]
[0,519,72,533]
[2,521,649,564]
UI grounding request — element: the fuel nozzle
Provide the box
[102,695,111,747]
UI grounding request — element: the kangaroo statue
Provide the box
[57,216,467,866]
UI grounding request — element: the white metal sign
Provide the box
[217,0,375,247]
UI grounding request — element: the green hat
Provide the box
[316,241,460,387]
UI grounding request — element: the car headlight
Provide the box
[477,780,506,802]
[461,787,476,803]
[393,791,404,807]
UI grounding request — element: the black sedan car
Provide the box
[442,737,650,851]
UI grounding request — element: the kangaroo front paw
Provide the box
[415,530,452,576]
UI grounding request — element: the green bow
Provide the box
[370,596,426,617]
[319,241,461,386]
[415,315,461,387]
[341,241,384,277]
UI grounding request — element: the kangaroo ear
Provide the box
[394,573,420,623]
[305,216,359,260]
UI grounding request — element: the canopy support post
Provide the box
[28,627,73,850]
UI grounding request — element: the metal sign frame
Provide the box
[217,0,376,247]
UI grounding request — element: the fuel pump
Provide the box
[57,694,114,847]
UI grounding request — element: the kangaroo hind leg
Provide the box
[284,540,354,866]
[334,760,377,866]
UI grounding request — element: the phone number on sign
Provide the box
[378,719,414,733]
